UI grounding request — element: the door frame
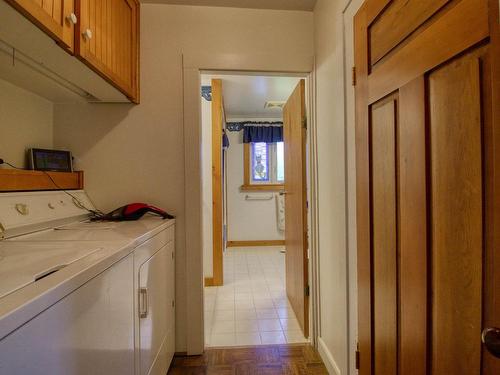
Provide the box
[209,78,224,287]
[182,52,316,355]
[342,1,366,374]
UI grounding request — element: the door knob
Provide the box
[279,191,288,196]
[66,13,77,25]
[482,327,500,358]
[82,29,93,40]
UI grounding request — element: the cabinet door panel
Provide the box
[76,0,139,102]
[5,0,75,52]
[138,242,171,375]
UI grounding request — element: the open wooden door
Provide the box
[355,0,499,374]
[211,79,224,286]
[283,79,309,338]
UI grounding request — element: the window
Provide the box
[242,142,284,191]
[251,142,270,182]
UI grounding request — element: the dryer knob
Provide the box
[15,203,29,216]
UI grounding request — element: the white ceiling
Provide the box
[141,0,317,11]
[202,73,302,119]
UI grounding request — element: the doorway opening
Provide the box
[200,72,311,347]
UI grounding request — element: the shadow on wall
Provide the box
[53,102,134,158]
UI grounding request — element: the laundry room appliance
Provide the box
[0,190,175,375]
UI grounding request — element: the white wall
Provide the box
[0,78,53,168]
[54,4,313,352]
[313,0,359,374]
[226,128,284,242]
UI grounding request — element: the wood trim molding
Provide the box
[204,277,214,287]
[211,79,224,286]
[0,170,84,192]
[240,184,284,192]
[243,143,250,185]
[227,240,285,247]
[354,5,373,374]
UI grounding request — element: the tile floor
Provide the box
[204,246,309,347]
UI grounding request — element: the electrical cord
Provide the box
[0,158,104,219]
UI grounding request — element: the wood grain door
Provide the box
[75,0,139,102]
[283,79,309,337]
[5,0,75,52]
[211,79,224,286]
[355,0,500,374]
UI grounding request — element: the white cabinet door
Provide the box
[0,254,135,375]
[138,241,173,375]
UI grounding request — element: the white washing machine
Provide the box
[0,190,175,375]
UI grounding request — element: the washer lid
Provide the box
[0,241,102,298]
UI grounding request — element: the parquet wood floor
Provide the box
[168,344,329,374]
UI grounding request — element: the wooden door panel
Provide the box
[370,96,398,375]
[398,77,427,375]
[76,0,139,102]
[355,0,497,374]
[429,52,483,375]
[484,2,500,370]
[368,0,489,104]
[369,0,449,66]
[284,79,308,337]
[6,0,75,51]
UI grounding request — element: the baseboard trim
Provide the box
[318,337,341,375]
[204,277,214,286]
[227,240,285,247]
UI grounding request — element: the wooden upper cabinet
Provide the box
[5,0,76,52]
[75,0,140,103]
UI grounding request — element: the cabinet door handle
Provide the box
[82,29,93,40]
[66,13,77,25]
[139,287,148,318]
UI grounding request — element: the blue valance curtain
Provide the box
[242,124,283,143]
[243,126,282,143]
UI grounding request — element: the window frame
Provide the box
[241,142,285,192]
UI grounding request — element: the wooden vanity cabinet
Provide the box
[75,0,140,103]
[4,0,76,52]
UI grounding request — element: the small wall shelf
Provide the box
[0,170,84,192]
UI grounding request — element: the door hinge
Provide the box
[355,344,360,370]
[305,285,310,297]
[352,66,357,86]
[302,117,307,129]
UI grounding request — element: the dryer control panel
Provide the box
[0,191,95,239]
